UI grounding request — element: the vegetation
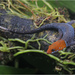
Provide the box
[0,0,75,74]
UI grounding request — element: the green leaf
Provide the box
[49,1,75,13]
[0,65,36,74]
[14,50,58,74]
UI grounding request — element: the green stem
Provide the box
[42,0,54,10]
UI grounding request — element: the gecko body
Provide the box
[0,21,75,54]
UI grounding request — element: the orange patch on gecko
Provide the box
[47,39,66,54]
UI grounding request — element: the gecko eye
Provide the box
[51,49,55,52]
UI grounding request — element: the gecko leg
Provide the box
[0,26,9,31]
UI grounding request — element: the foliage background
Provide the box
[0,0,75,74]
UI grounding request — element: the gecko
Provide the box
[0,20,75,54]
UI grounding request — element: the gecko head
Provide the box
[47,39,66,54]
